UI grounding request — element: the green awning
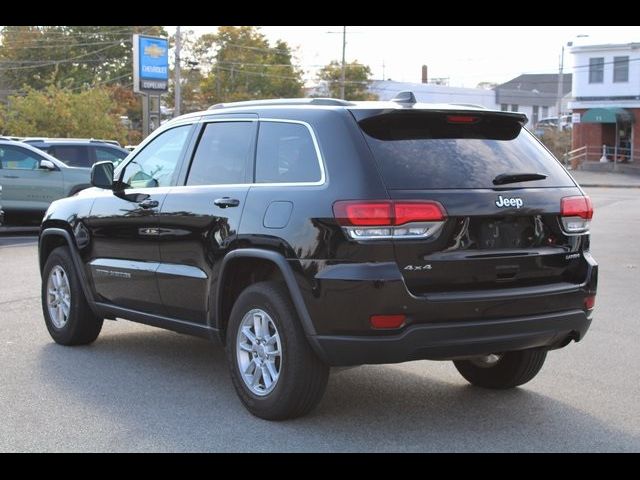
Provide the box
[581,107,634,124]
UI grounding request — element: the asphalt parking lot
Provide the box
[1,187,639,452]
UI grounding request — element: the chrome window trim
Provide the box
[187,116,327,188]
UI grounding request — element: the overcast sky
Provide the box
[173,26,639,87]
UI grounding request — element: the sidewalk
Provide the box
[568,170,640,189]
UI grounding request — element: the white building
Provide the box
[569,42,640,162]
[368,80,496,109]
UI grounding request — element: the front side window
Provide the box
[95,147,128,167]
[613,56,629,82]
[50,146,90,168]
[121,125,191,188]
[589,57,604,83]
[0,145,43,170]
[186,121,255,186]
[255,122,321,184]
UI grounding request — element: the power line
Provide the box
[0,44,122,70]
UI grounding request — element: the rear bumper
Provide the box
[313,309,592,366]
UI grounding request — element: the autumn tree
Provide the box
[0,85,127,144]
[0,26,166,92]
[197,26,304,105]
[316,60,377,101]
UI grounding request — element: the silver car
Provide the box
[0,140,94,218]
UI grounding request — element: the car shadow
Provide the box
[37,326,636,452]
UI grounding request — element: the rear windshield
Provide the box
[358,111,574,189]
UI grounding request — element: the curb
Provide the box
[0,226,40,236]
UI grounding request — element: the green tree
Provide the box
[0,85,127,144]
[316,60,377,100]
[0,26,167,92]
[198,26,304,105]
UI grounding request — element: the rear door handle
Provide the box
[138,199,159,209]
[2,175,19,179]
[214,197,240,208]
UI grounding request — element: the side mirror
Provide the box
[91,161,115,190]
[39,159,56,171]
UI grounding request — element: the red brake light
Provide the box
[333,200,446,226]
[333,201,393,226]
[446,115,479,124]
[561,196,593,220]
[394,201,445,225]
[370,314,406,329]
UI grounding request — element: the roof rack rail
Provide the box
[208,97,355,110]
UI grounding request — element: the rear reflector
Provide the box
[370,314,406,329]
[334,200,446,226]
[585,295,596,310]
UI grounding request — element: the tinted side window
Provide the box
[0,145,43,170]
[122,125,191,188]
[255,122,321,183]
[186,122,254,186]
[50,146,91,168]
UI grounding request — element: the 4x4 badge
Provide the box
[404,265,432,271]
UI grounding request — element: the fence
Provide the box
[563,145,640,170]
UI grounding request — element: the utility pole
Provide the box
[382,60,386,81]
[174,25,181,117]
[340,26,346,99]
[556,44,564,132]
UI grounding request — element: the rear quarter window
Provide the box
[359,111,574,190]
[50,145,92,168]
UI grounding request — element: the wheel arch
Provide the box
[216,249,322,355]
[39,226,99,315]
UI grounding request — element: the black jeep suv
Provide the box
[39,95,597,420]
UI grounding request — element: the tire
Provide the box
[226,281,329,420]
[41,246,103,345]
[453,348,548,389]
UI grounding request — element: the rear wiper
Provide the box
[493,172,547,185]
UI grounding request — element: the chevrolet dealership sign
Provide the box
[133,34,169,93]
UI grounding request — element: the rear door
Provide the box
[354,109,587,296]
[157,118,256,323]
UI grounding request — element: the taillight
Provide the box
[561,196,593,234]
[333,200,447,240]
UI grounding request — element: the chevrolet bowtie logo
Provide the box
[144,43,165,58]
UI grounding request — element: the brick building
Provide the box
[569,42,640,163]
